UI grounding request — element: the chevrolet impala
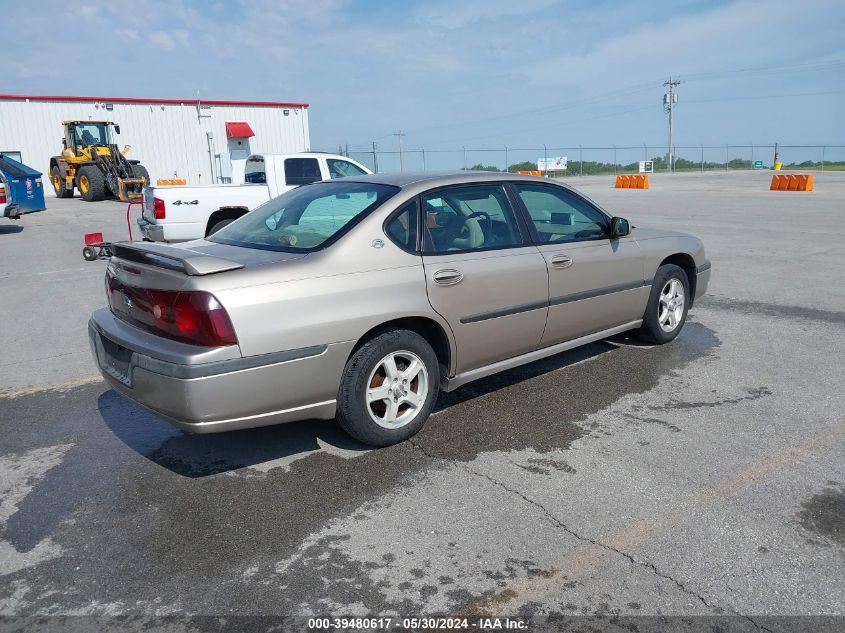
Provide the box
[89,172,710,446]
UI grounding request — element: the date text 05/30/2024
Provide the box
[307,617,528,630]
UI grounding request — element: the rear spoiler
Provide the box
[110,242,244,276]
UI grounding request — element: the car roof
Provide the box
[339,170,565,188]
[327,171,611,219]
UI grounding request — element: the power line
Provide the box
[344,58,845,149]
[681,58,845,82]
[360,57,845,145]
[389,79,664,137]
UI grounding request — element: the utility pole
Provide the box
[663,78,680,172]
[394,130,406,172]
[372,141,379,174]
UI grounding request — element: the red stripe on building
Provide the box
[0,94,309,108]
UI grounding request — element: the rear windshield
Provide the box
[209,181,399,252]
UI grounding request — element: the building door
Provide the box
[228,137,251,184]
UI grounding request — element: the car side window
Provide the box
[511,183,608,243]
[244,157,266,184]
[422,184,523,254]
[284,158,322,186]
[327,159,368,179]
[385,201,418,252]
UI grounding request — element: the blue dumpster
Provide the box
[0,154,46,219]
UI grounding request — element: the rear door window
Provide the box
[284,158,322,186]
[422,184,523,254]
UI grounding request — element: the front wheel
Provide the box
[636,264,690,344]
[336,329,440,446]
[77,166,106,202]
[51,166,73,198]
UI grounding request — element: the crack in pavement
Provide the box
[409,438,780,631]
[467,468,720,611]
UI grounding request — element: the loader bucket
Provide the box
[117,177,145,202]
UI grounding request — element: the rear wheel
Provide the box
[77,167,106,202]
[336,329,440,446]
[636,264,689,344]
[207,218,235,236]
[51,166,73,198]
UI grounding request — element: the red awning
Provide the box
[225,121,255,138]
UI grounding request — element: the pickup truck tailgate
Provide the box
[142,187,156,222]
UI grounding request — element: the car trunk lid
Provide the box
[110,240,306,276]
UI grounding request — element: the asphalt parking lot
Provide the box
[1,171,843,629]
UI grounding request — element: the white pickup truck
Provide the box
[138,153,371,242]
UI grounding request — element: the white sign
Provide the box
[538,156,567,172]
[639,160,654,173]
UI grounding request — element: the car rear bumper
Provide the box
[137,217,206,242]
[3,203,22,218]
[137,217,165,242]
[89,308,352,433]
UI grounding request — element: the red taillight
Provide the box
[106,272,237,347]
[153,197,166,220]
[0,186,6,204]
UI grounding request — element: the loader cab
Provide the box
[63,121,114,157]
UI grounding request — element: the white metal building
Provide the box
[0,94,310,192]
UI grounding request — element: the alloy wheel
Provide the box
[658,278,685,332]
[366,350,429,429]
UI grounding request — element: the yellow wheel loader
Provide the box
[49,121,149,202]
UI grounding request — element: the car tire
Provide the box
[77,166,106,202]
[51,166,73,198]
[636,264,690,344]
[336,329,440,447]
[207,218,234,236]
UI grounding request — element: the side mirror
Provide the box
[610,216,630,238]
[114,125,121,135]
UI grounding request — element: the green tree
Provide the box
[728,158,752,169]
[463,163,501,172]
[507,161,538,172]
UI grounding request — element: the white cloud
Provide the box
[4,0,844,150]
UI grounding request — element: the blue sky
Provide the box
[4,0,844,165]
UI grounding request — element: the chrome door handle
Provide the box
[433,269,464,285]
[550,254,573,269]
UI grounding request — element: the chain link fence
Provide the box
[335,144,845,175]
